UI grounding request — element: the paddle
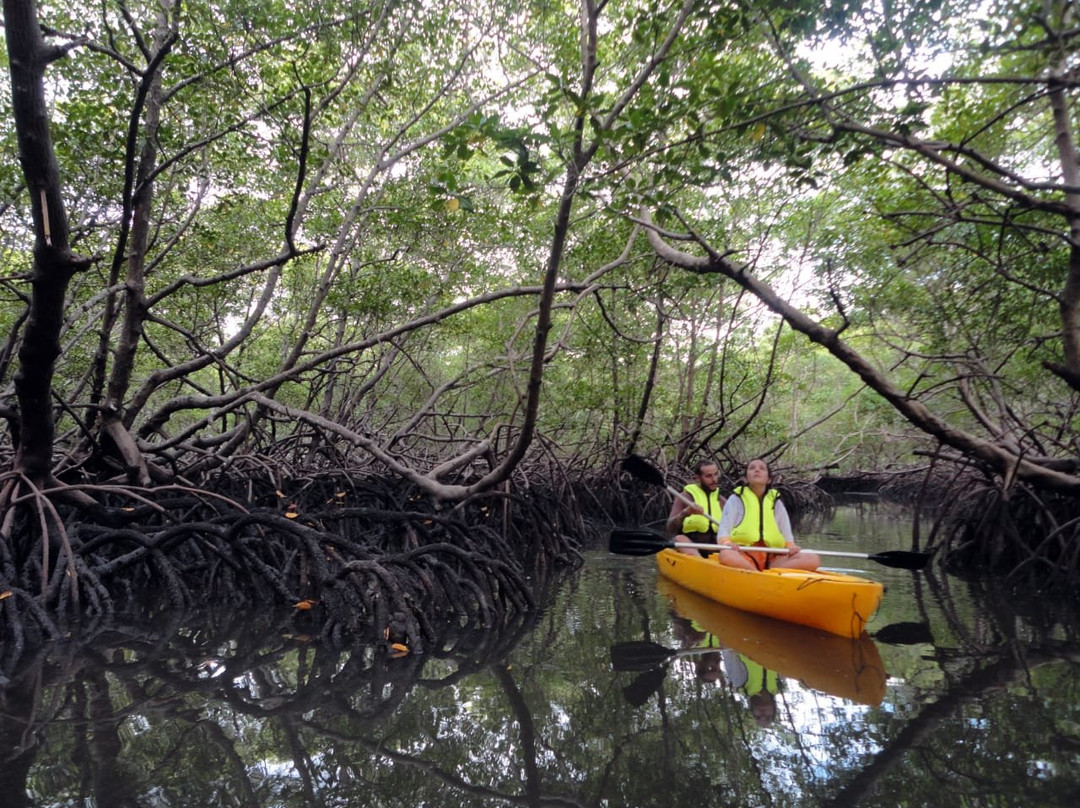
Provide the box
[611,640,720,672]
[613,641,724,706]
[873,621,934,645]
[621,454,722,529]
[609,526,931,570]
[621,666,667,707]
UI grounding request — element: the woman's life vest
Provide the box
[681,483,723,536]
[729,486,785,548]
[725,652,779,696]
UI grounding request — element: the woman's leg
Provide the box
[715,546,759,569]
[768,549,821,570]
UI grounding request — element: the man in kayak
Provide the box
[672,608,778,725]
[666,459,725,556]
[714,458,820,571]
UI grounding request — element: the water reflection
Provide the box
[611,585,885,731]
[655,577,887,706]
[0,597,550,807]
[2,506,1079,807]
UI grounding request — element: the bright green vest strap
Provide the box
[730,487,785,548]
[681,483,722,536]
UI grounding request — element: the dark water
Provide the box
[2,503,1078,807]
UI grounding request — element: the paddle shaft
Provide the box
[669,486,723,528]
[660,538,888,563]
[610,527,930,569]
[676,539,788,555]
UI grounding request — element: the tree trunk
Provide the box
[1047,68,1080,390]
[98,4,176,484]
[3,0,86,485]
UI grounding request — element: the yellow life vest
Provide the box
[739,655,779,696]
[689,622,721,648]
[681,483,722,536]
[730,486,785,548]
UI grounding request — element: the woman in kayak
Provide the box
[714,458,820,571]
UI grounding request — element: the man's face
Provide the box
[696,464,720,492]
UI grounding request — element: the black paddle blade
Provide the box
[622,666,667,707]
[874,621,934,645]
[867,550,932,570]
[608,528,672,556]
[620,454,667,487]
[610,641,676,671]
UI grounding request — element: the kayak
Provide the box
[657,577,886,705]
[655,548,884,638]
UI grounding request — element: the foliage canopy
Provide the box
[1,0,1079,505]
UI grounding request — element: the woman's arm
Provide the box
[777,499,803,557]
[716,496,743,542]
[775,499,797,547]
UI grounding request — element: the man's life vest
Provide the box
[729,486,785,548]
[681,483,723,536]
[689,622,721,648]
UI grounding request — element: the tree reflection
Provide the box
[0,585,558,806]
[2,558,1079,807]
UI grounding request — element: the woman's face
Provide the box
[745,458,771,486]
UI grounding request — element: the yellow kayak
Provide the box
[655,548,884,639]
[657,577,886,705]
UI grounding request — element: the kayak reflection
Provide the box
[612,578,887,712]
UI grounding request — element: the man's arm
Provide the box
[665,490,699,536]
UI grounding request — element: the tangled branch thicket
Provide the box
[0,461,588,678]
[926,477,1080,581]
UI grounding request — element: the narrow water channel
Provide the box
[2,503,1077,806]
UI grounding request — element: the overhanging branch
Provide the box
[640,209,1080,495]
